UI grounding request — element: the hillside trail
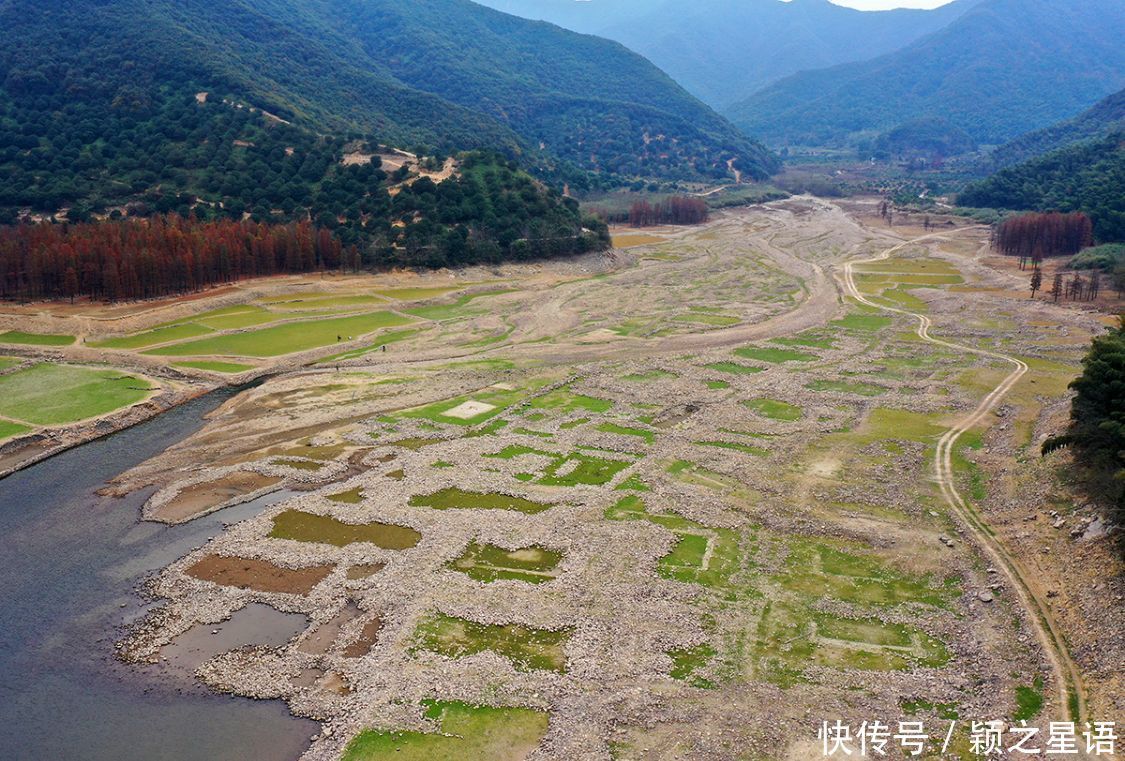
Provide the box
[842,231,1088,725]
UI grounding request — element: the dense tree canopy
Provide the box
[960,133,1125,243]
[991,212,1093,262]
[0,217,343,301]
[1066,319,1125,517]
[0,0,775,187]
[0,152,609,302]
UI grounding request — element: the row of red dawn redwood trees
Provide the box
[991,211,1093,267]
[0,216,354,302]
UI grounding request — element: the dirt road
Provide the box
[842,231,1089,723]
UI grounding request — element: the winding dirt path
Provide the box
[842,231,1088,723]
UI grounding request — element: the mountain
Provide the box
[983,88,1125,171]
[0,0,776,214]
[959,132,1125,243]
[474,0,977,109]
[726,0,1125,148]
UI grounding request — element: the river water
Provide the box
[0,390,316,761]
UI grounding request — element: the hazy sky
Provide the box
[825,0,956,9]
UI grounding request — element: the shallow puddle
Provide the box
[162,603,308,675]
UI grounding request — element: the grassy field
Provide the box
[145,312,415,357]
[0,363,152,425]
[743,398,803,421]
[0,330,75,346]
[0,419,31,441]
[92,323,214,350]
[343,701,548,761]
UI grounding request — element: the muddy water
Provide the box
[0,390,316,761]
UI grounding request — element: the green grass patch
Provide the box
[704,380,730,389]
[376,286,463,300]
[597,422,655,444]
[665,460,744,492]
[733,346,817,363]
[92,322,214,350]
[409,488,553,514]
[705,362,763,376]
[271,458,324,471]
[146,312,414,357]
[269,509,421,549]
[414,614,570,673]
[606,496,747,590]
[271,294,387,311]
[806,380,888,397]
[1013,678,1045,721]
[673,312,740,327]
[0,418,31,440]
[404,384,541,426]
[771,332,835,349]
[622,369,677,382]
[695,440,769,457]
[490,445,632,487]
[830,313,894,332]
[0,363,152,425]
[0,356,21,371]
[449,542,562,584]
[327,487,364,504]
[743,398,802,421]
[853,257,961,276]
[316,328,423,363]
[343,700,548,761]
[754,601,949,681]
[173,360,255,373]
[529,387,613,414]
[0,330,75,346]
[193,305,279,330]
[668,643,717,688]
[615,474,650,492]
[779,538,955,608]
[540,453,631,487]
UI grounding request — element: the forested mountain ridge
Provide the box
[726,0,1125,148]
[328,0,775,180]
[475,0,977,110]
[0,0,776,217]
[982,88,1125,172]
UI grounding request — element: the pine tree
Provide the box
[1064,317,1125,518]
[1051,272,1064,302]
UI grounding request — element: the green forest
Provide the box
[1061,319,1125,523]
[958,133,1125,242]
[0,0,776,198]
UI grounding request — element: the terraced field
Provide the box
[16,199,1117,761]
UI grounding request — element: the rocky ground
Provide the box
[23,198,1123,760]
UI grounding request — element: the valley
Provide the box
[4,199,1118,759]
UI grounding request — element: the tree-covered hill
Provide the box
[725,0,1125,148]
[476,0,977,110]
[982,88,1125,172]
[959,133,1125,243]
[0,0,775,204]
